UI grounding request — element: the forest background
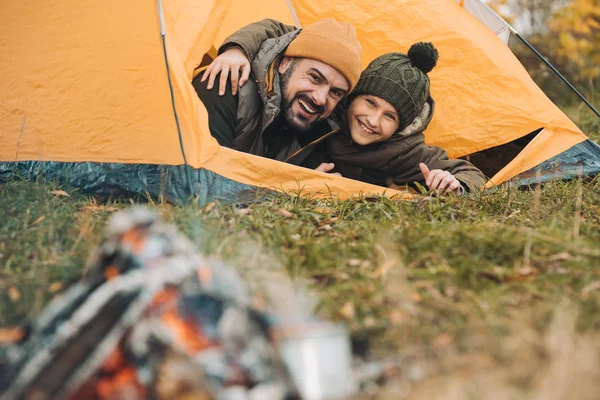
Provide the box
[486,0,599,134]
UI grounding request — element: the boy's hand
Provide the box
[316,163,342,177]
[419,163,461,193]
[201,47,251,96]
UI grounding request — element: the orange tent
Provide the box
[1,0,598,203]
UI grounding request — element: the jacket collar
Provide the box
[395,97,435,137]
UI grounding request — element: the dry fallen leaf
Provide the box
[50,190,70,197]
[0,326,27,344]
[518,266,537,277]
[548,252,574,262]
[82,204,118,214]
[363,316,377,327]
[411,292,422,303]
[433,332,453,348]
[48,282,64,293]
[444,286,458,299]
[335,272,350,280]
[8,286,21,302]
[505,209,521,220]
[580,281,600,300]
[347,258,362,267]
[236,208,252,216]
[275,208,294,218]
[203,202,216,213]
[374,261,393,279]
[321,217,338,225]
[389,309,406,324]
[341,302,355,319]
[31,216,45,225]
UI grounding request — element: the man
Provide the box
[193,19,362,168]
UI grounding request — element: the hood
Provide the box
[250,30,301,128]
[394,96,435,138]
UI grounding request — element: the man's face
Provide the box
[278,57,349,131]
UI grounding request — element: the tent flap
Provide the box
[508,140,600,186]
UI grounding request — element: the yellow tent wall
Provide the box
[0,0,210,166]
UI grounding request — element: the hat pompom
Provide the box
[407,42,438,73]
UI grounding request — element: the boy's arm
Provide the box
[219,18,299,60]
[416,147,488,193]
[385,135,488,193]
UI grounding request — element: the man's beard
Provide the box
[280,63,325,132]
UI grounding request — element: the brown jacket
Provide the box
[220,19,488,191]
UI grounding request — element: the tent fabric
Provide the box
[0,0,597,202]
[506,140,600,186]
[485,128,597,187]
[1,0,211,166]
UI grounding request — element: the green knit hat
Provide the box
[350,42,439,130]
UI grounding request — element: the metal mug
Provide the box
[272,321,356,400]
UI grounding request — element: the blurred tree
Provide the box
[549,0,600,85]
[485,0,564,33]
[485,0,599,107]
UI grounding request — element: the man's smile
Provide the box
[298,98,318,114]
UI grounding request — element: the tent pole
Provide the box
[285,0,302,27]
[157,0,194,193]
[509,27,600,119]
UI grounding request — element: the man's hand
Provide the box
[201,47,251,96]
[419,163,461,193]
[316,163,342,177]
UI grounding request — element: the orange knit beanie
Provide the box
[284,18,363,90]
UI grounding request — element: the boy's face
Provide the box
[347,95,400,145]
[278,57,349,131]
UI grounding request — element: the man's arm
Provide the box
[192,72,238,148]
[219,18,298,60]
[202,19,299,95]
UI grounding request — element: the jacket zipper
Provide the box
[284,128,340,164]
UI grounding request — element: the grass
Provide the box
[1,175,600,398]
